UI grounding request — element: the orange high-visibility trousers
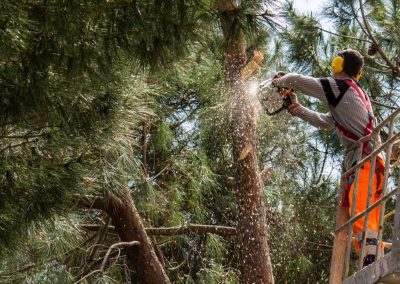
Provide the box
[347,157,384,250]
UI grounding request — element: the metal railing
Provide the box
[329,108,400,283]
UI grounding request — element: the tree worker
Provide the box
[268,48,385,267]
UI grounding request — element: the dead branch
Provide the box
[81,223,237,236]
[75,249,120,282]
[87,217,111,263]
[74,241,140,284]
[151,236,166,267]
[146,224,236,236]
[167,251,190,271]
[100,241,140,271]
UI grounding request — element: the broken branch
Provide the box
[74,241,140,284]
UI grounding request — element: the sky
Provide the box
[292,0,329,15]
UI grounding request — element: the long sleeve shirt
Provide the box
[270,73,380,171]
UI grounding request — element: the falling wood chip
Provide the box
[239,143,252,160]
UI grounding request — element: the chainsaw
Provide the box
[258,71,292,115]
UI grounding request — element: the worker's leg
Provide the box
[348,159,383,266]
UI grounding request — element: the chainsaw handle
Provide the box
[262,71,294,116]
[264,92,293,116]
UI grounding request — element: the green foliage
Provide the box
[4,0,399,283]
[282,2,325,74]
[0,217,81,283]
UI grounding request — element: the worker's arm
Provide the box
[288,93,335,130]
[274,73,329,105]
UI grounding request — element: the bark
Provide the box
[218,1,274,283]
[95,190,170,284]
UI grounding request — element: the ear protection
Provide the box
[331,52,363,81]
[332,55,345,73]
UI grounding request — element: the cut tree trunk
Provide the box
[94,190,171,284]
[218,1,275,283]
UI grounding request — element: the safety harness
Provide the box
[319,78,375,154]
[319,78,384,207]
[336,80,374,155]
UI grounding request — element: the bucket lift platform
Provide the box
[344,252,400,284]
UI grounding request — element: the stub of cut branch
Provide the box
[239,143,252,160]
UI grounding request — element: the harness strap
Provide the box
[320,78,350,107]
[343,79,372,112]
[320,78,375,154]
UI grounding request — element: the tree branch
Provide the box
[370,100,398,110]
[87,217,111,262]
[0,138,40,153]
[316,26,371,43]
[81,223,237,236]
[146,224,236,236]
[78,197,108,212]
[100,241,140,271]
[74,241,140,284]
[358,0,400,77]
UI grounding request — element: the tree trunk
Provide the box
[218,1,275,283]
[105,190,170,284]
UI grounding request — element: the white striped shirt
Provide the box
[272,73,381,171]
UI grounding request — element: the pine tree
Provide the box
[3,0,383,283]
[0,0,205,282]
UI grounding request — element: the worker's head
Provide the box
[331,48,364,81]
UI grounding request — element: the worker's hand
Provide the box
[252,49,264,65]
[286,91,300,115]
[271,78,278,88]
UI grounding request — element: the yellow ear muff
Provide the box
[332,56,344,73]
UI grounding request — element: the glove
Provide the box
[286,92,301,115]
